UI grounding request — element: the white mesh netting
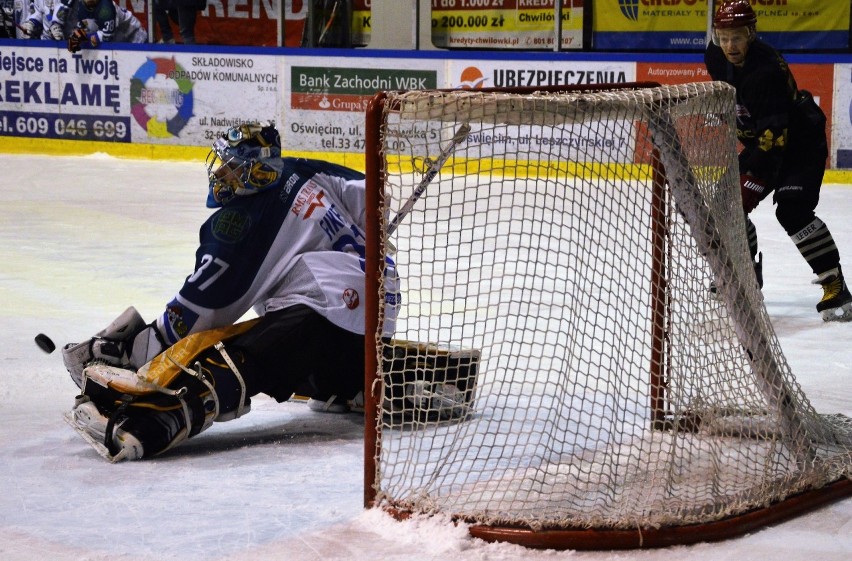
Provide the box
[367,82,852,532]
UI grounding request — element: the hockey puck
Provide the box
[35,333,56,354]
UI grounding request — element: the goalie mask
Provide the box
[206,123,282,207]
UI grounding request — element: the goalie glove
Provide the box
[62,306,166,388]
[740,174,768,214]
[67,27,87,53]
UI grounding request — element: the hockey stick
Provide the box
[387,123,471,236]
[705,0,716,48]
[317,0,340,46]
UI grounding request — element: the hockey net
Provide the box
[363,82,852,549]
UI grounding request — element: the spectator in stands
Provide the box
[51,0,146,50]
[20,0,76,41]
[1,0,21,38]
[153,0,205,45]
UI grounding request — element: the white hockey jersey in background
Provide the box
[155,157,400,349]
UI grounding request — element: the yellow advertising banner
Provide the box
[431,0,585,50]
[594,0,850,51]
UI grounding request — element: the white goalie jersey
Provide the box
[151,157,400,358]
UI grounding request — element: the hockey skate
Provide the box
[404,380,470,421]
[65,396,144,462]
[304,391,365,414]
[307,394,351,414]
[815,266,852,322]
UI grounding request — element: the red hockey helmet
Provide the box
[713,0,757,29]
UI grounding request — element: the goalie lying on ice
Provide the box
[60,123,404,461]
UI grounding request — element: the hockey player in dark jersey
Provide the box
[705,0,851,321]
[61,123,402,461]
[51,0,146,51]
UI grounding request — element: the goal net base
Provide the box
[467,477,851,549]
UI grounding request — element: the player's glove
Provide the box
[67,27,87,53]
[20,20,35,38]
[740,174,767,214]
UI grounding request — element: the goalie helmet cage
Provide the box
[362,82,852,550]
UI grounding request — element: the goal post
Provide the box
[363,82,852,549]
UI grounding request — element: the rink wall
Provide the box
[2,42,852,180]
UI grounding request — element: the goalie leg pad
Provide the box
[112,403,189,460]
[191,343,255,422]
[382,341,481,425]
[72,361,219,461]
[67,320,267,461]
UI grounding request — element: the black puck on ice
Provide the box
[35,333,56,354]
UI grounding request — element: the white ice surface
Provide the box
[0,153,849,561]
